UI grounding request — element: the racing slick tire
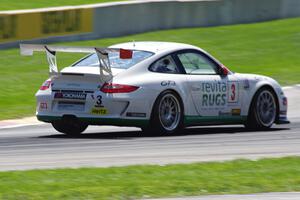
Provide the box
[51,116,88,136]
[143,90,184,135]
[245,87,278,130]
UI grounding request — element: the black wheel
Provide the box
[245,87,278,130]
[143,90,183,135]
[51,117,88,136]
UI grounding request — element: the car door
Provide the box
[175,50,242,118]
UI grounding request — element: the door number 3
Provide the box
[228,82,238,103]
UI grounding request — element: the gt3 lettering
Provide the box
[161,81,176,86]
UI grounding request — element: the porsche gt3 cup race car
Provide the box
[20,42,289,135]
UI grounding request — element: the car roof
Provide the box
[109,41,200,53]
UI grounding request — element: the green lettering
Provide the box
[221,94,226,105]
[202,94,208,106]
[215,94,221,105]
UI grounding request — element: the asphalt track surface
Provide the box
[0,86,299,171]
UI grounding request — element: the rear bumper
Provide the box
[37,115,149,127]
[36,87,154,123]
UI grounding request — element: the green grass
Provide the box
[1,157,300,200]
[0,0,126,11]
[0,17,299,120]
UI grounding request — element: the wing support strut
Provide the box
[44,46,58,75]
[95,48,112,83]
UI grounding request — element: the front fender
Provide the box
[243,76,284,121]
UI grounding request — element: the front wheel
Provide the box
[143,91,183,135]
[245,87,278,130]
[51,117,88,136]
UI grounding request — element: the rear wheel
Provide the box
[245,87,277,130]
[143,91,183,135]
[51,116,88,136]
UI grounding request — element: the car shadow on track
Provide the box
[39,125,290,140]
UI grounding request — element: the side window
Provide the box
[149,55,180,74]
[177,52,218,75]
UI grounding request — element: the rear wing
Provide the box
[20,44,132,82]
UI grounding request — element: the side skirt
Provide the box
[184,115,247,127]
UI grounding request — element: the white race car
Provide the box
[20,42,289,135]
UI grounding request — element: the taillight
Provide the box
[100,83,139,93]
[40,79,52,91]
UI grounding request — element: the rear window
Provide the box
[73,50,153,69]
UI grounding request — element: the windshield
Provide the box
[73,50,153,69]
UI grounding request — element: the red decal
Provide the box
[120,49,133,59]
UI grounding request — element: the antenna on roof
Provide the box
[132,40,136,47]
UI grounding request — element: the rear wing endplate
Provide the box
[20,44,127,82]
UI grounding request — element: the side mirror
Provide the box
[220,65,230,76]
